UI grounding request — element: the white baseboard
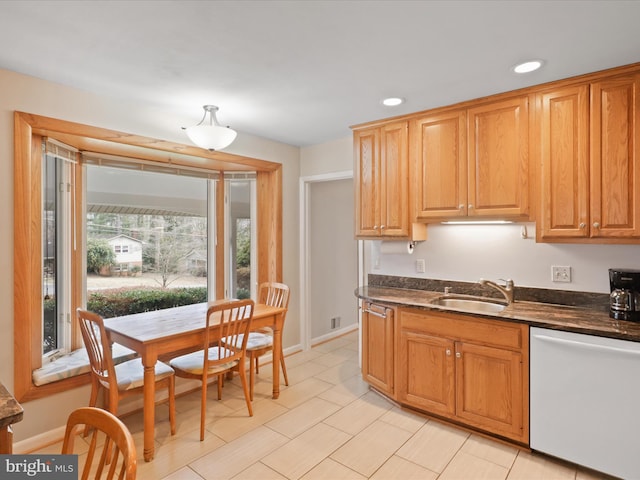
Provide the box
[311,323,358,346]
[14,425,67,454]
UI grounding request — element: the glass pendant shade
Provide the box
[185,105,237,151]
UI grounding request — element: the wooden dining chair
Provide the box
[62,406,137,480]
[77,309,176,437]
[169,299,255,441]
[244,282,290,400]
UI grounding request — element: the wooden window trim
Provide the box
[14,111,283,402]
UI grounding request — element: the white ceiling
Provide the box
[1,0,640,147]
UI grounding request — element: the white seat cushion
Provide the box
[102,358,174,391]
[246,332,273,351]
[170,348,239,375]
[32,343,138,387]
[224,333,273,351]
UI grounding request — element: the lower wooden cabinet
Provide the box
[361,302,395,395]
[396,308,529,444]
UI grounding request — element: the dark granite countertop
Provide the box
[356,285,640,342]
[0,383,23,429]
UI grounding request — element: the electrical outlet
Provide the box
[331,316,341,329]
[552,266,572,283]
[416,259,426,273]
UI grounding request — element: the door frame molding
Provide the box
[298,170,355,350]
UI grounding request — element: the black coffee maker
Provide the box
[609,268,640,322]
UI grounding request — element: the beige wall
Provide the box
[0,68,300,442]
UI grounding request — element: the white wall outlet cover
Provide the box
[552,265,571,282]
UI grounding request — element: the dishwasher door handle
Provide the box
[363,308,387,318]
[533,333,640,358]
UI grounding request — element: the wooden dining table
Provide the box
[103,300,286,461]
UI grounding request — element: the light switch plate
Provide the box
[416,259,426,273]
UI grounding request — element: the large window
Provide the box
[14,112,283,402]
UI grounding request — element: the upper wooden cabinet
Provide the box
[467,96,530,218]
[412,96,530,221]
[538,73,640,241]
[412,109,467,219]
[355,121,424,238]
[354,62,640,243]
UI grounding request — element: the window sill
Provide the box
[32,344,137,387]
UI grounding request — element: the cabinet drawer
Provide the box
[399,308,525,351]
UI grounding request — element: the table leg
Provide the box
[142,355,157,461]
[0,426,13,454]
[272,314,283,399]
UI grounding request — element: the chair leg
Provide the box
[249,355,256,401]
[168,376,176,436]
[238,364,253,417]
[279,347,289,386]
[84,382,100,437]
[200,380,207,441]
[217,374,223,400]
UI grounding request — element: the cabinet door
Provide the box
[397,330,455,417]
[590,74,640,238]
[354,127,381,236]
[361,303,394,395]
[380,121,409,236]
[455,342,525,442]
[467,96,530,217]
[411,110,467,219]
[538,85,590,239]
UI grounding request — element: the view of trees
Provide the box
[87,212,208,288]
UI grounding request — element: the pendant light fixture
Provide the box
[184,105,237,151]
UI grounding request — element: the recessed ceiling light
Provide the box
[381,97,404,107]
[513,60,543,74]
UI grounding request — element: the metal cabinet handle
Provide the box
[593,222,600,228]
[373,225,378,230]
[455,352,461,358]
[446,349,451,356]
[468,204,474,209]
[458,204,464,210]
[380,225,386,229]
[579,222,586,229]
[363,308,387,319]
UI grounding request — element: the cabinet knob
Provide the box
[380,225,386,229]
[373,225,378,230]
[468,204,474,209]
[458,204,464,210]
[446,349,451,356]
[455,352,461,358]
[593,222,600,228]
[579,222,586,229]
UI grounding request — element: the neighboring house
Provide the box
[107,234,143,274]
[185,249,207,275]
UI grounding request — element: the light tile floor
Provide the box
[37,331,617,479]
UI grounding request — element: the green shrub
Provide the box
[87,286,207,318]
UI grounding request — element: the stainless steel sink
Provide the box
[429,296,507,314]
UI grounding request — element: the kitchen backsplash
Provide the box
[368,274,610,313]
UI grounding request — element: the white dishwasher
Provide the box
[530,327,640,479]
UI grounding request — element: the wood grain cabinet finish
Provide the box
[354,121,410,237]
[538,74,640,240]
[361,302,394,395]
[412,96,530,221]
[467,96,530,218]
[412,110,467,219]
[396,308,529,444]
